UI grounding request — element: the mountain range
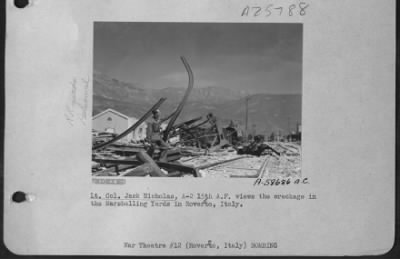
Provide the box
[93,71,302,135]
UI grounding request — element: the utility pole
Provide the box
[245,95,250,141]
[278,129,281,142]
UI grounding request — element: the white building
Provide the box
[92,108,147,142]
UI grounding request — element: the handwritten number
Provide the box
[241,3,308,18]
[289,4,296,16]
[274,7,283,16]
[265,4,273,17]
[241,6,250,16]
[252,6,262,17]
[299,2,309,16]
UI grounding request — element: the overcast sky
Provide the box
[94,22,302,94]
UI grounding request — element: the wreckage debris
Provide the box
[92,56,301,178]
[163,56,194,141]
[93,98,167,151]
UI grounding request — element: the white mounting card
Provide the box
[4,0,395,256]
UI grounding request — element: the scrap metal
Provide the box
[163,56,194,141]
[92,55,302,178]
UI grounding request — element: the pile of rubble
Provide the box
[91,56,301,178]
[92,141,301,178]
[176,142,301,178]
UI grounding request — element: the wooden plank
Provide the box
[106,147,143,153]
[92,158,198,177]
[92,164,138,176]
[157,161,199,176]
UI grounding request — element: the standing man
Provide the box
[146,109,170,161]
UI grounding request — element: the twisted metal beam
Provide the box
[171,116,202,131]
[163,56,194,141]
[184,116,212,131]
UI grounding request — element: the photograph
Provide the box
[91,22,302,178]
[5,1,395,256]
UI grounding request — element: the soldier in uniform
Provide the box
[146,109,170,161]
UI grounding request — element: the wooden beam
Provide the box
[92,158,198,177]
